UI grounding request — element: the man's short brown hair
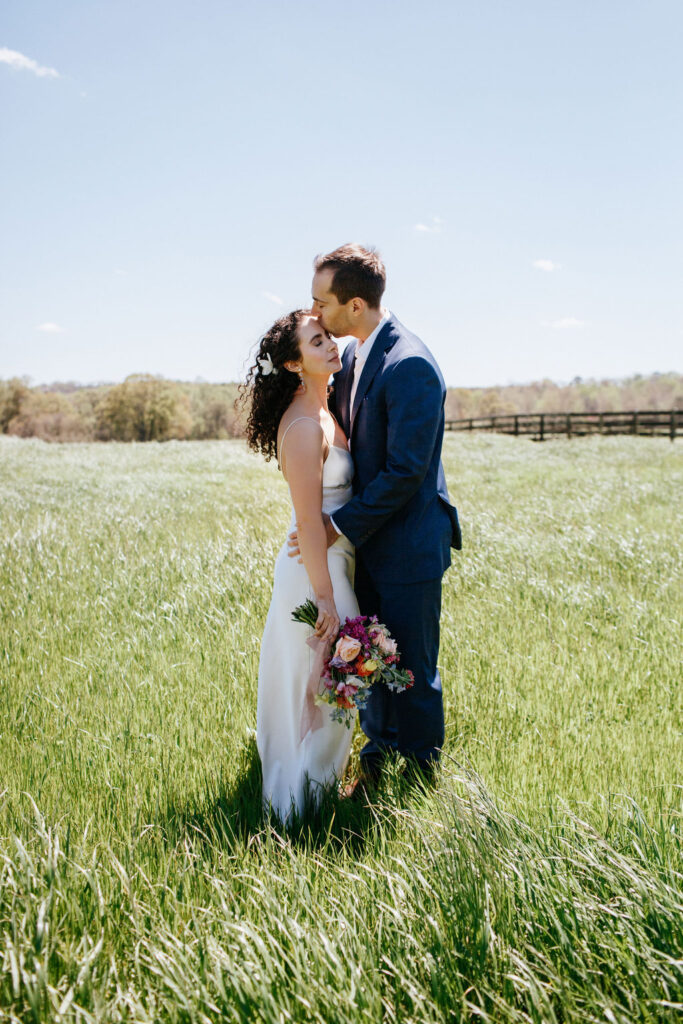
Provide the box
[314,243,386,309]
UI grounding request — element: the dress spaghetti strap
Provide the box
[278,416,327,472]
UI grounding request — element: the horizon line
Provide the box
[5,369,682,391]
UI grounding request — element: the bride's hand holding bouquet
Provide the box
[312,592,340,644]
[292,600,415,727]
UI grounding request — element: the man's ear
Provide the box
[350,297,365,317]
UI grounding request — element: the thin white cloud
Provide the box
[543,317,585,330]
[0,47,60,78]
[37,322,65,333]
[262,291,283,305]
[414,216,444,234]
[533,259,561,272]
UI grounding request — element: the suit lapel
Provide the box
[350,320,395,436]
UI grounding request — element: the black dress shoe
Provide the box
[359,757,383,784]
[402,759,438,787]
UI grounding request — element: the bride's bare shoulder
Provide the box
[277,412,327,476]
[277,411,323,445]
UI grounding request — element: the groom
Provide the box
[299,243,461,785]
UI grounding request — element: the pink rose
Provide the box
[375,633,397,657]
[334,636,362,662]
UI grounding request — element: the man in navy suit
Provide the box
[308,243,461,785]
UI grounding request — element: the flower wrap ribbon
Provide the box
[299,635,332,741]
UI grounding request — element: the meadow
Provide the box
[0,433,681,1023]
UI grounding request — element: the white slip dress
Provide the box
[256,418,358,822]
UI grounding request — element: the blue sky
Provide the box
[1,0,681,388]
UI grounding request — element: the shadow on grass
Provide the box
[160,739,429,855]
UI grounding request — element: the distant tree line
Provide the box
[444,373,683,422]
[0,372,681,443]
[0,375,242,442]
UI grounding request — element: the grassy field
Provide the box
[0,434,681,1023]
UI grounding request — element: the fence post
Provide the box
[445,408,680,440]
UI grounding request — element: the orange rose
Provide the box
[334,636,362,662]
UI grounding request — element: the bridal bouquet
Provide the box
[292,599,414,727]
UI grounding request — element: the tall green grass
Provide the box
[1,435,681,1022]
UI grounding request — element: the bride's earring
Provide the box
[297,369,306,393]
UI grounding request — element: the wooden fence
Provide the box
[445,409,682,441]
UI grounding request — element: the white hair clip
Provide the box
[257,352,277,376]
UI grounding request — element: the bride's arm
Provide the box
[281,421,339,643]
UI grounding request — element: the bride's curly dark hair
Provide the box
[238,309,308,461]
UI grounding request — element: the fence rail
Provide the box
[445,409,682,441]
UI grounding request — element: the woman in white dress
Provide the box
[241,310,358,822]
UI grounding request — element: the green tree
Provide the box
[96,375,191,441]
[0,378,30,433]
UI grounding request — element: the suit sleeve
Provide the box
[332,356,443,547]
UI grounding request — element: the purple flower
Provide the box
[329,656,354,673]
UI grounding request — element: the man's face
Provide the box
[311,269,354,338]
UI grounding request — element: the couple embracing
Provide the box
[242,244,461,822]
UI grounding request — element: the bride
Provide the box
[241,309,358,821]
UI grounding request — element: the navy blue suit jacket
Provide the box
[331,314,461,585]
